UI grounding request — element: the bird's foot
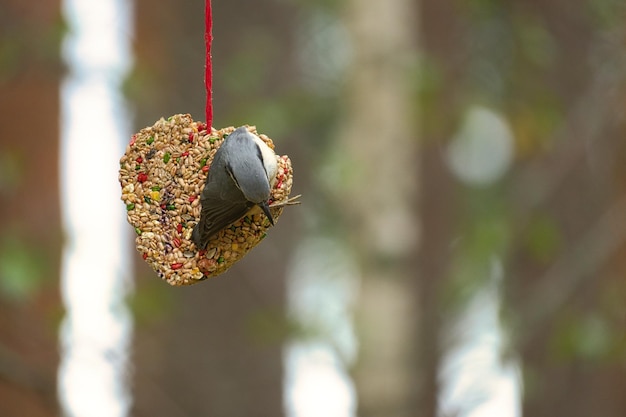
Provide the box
[270,194,302,208]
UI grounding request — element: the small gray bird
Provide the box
[192,126,278,250]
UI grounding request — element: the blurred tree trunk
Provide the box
[0,1,63,416]
[131,1,298,416]
[339,1,421,416]
[416,1,468,415]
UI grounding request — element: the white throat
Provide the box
[251,134,279,187]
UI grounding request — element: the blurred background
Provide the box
[1,0,626,416]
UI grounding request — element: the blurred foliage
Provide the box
[287,0,345,13]
[127,278,175,325]
[0,7,66,83]
[0,36,20,81]
[587,0,625,29]
[0,150,24,198]
[221,34,278,96]
[121,63,160,112]
[246,308,298,345]
[444,187,511,310]
[523,214,562,264]
[0,233,47,302]
[551,310,626,362]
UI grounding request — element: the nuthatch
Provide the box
[192,126,278,250]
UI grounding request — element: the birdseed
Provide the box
[119,114,294,286]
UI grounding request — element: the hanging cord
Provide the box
[205,0,213,128]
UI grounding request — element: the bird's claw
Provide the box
[269,194,302,208]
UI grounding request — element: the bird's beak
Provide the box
[259,201,275,226]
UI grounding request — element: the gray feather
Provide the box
[191,127,273,250]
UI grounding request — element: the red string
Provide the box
[205,0,213,128]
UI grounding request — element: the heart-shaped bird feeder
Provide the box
[119,115,294,285]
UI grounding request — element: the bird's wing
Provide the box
[192,191,251,250]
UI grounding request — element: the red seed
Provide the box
[142,253,148,260]
[181,151,189,157]
[130,134,137,146]
[136,156,143,163]
[171,263,183,270]
[137,172,148,183]
[177,223,183,234]
[189,195,196,202]
[198,250,206,257]
[188,132,194,142]
[197,122,206,132]
[202,165,209,173]
[172,237,181,247]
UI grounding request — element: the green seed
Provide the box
[134,165,141,170]
[166,204,176,210]
[176,157,181,163]
[144,196,151,204]
[146,136,154,145]
[222,133,229,139]
[209,137,217,144]
[135,227,142,235]
[261,233,267,239]
[163,152,171,163]
[126,203,135,211]
[217,256,224,264]
[244,216,251,224]
[200,158,207,167]
[151,186,161,191]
